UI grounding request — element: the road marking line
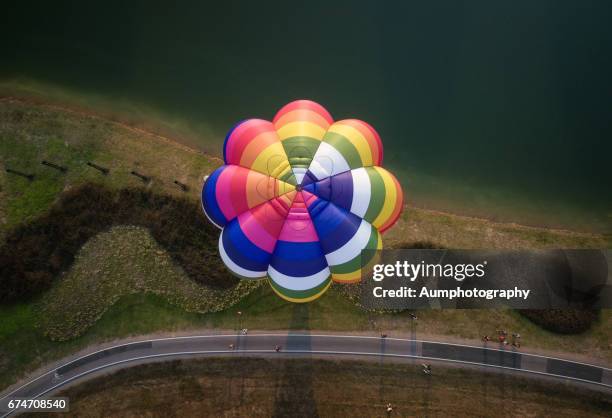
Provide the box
[2,333,609,403]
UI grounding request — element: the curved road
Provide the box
[1,333,610,416]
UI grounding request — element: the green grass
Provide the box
[0,135,76,227]
[387,205,610,249]
[0,99,218,234]
[0,293,207,390]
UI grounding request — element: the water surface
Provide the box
[1,1,611,232]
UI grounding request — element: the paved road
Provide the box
[1,333,610,416]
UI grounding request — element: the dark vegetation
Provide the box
[520,309,599,334]
[0,183,235,303]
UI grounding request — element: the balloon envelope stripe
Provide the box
[321,131,363,169]
[219,235,267,279]
[334,119,383,166]
[202,167,229,227]
[221,221,273,272]
[224,119,275,165]
[273,100,333,126]
[268,276,332,302]
[270,241,328,277]
[309,199,363,255]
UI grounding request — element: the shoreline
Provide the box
[406,205,604,240]
[0,93,606,238]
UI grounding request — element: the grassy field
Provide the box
[26,357,612,417]
[0,96,218,235]
[386,207,610,250]
[37,226,260,341]
[1,95,610,392]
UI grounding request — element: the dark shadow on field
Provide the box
[421,372,432,418]
[410,316,417,356]
[0,183,234,303]
[482,341,491,410]
[378,335,387,402]
[229,329,248,407]
[272,304,319,418]
[223,311,251,406]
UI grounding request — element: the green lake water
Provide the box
[1,1,611,232]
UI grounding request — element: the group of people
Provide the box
[482,330,522,348]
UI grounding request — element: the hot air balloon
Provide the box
[202,100,403,302]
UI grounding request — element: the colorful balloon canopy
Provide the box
[202,100,403,302]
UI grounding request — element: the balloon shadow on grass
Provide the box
[272,304,319,418]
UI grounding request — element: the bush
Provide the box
[519,309,598,334]
[0,183,236,303]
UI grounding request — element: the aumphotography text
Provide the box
[370,260,531,301]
